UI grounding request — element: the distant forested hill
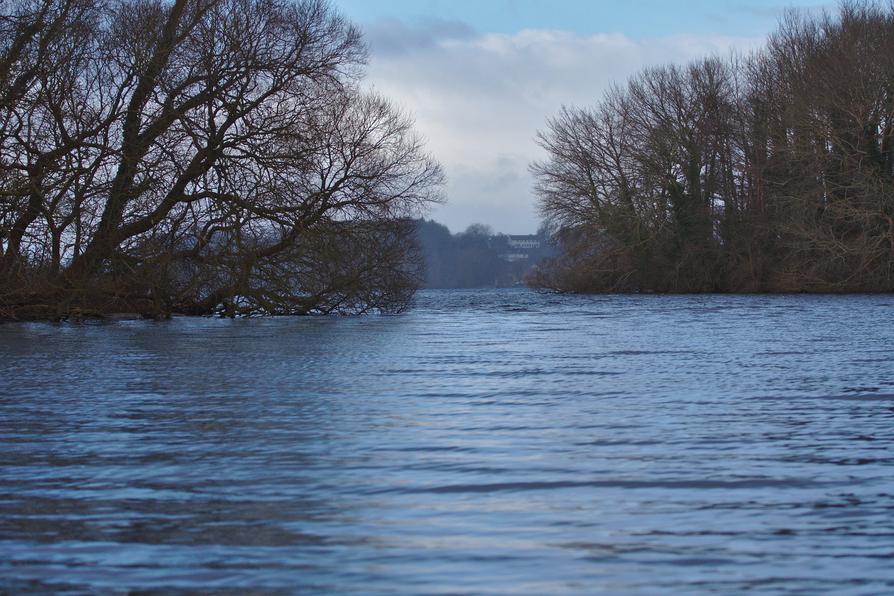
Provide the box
[415,220,554,288]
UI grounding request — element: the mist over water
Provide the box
[2,289,894,593]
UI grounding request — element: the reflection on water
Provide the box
[2,289,894,592]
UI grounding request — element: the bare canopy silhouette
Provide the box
[531,3,894,293]
[0,0,443,319]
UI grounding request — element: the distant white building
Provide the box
[498,235,547,263]
[507,235,541,250]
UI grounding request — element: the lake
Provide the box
[2,289,894,593]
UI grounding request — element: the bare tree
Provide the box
[0,0,443,319]
[533,58,740,291]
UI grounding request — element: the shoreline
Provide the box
[5,288,894,323]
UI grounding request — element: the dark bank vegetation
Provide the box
[0,0,442,320]
[531,2,894,293]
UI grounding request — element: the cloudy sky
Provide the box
[332,1,827,234]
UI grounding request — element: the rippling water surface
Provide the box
[2,289,894,593]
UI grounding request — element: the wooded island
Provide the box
[531,4,894,294]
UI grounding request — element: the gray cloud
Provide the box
[362,20,762,234]
[361,17,476,57]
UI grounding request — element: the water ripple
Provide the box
[2,289,894,592]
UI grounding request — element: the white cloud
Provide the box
[361,20,762,234]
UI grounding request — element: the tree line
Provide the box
[0,0,442,319]
[531,2,894,293]
[416,220,552,288]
